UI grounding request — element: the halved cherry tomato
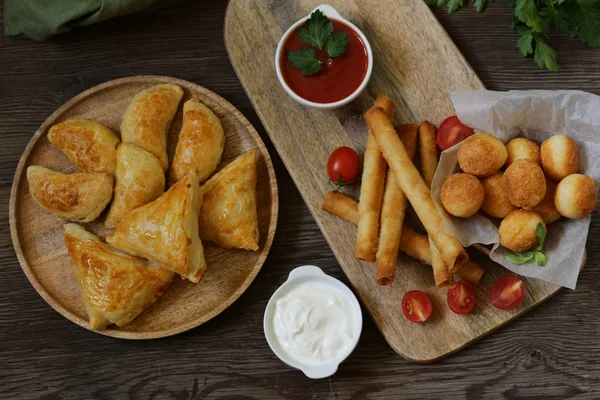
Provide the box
[490,275,526,310]
[447,280,477,315]
[327,147,360,189]
[402,290,433,323]
[437,116,474,151]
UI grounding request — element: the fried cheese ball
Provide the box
[457,133,507,177]
[499,210,546,252]
[504,160,546,207]
[527,179,561,224]
[481,172,517,218]
[541,135,579,181]
[554,174,597,219]
[441,173,485,218]
[505,138,541,167]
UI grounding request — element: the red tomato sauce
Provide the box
[280,20,368,104]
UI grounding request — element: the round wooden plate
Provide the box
[9,76,278,339]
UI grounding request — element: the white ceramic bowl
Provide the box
[263,265,363,379]
[274,4,374,110]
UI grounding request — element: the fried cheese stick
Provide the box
[363,107,468,272]
[321,192,484,285]
[376,124,418,285]
[355,95,394,262]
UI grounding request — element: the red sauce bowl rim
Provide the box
[275,5,373,109]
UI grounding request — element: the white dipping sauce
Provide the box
[273,281,355,365]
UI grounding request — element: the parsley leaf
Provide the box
[570,0,600,47]
[516,27,535,56]
[474,0,494,12]
[288,48,322,76]
[515,0,546,32]
[297,10,333,50]
[533,35,559,71]
[325,31,349,58]
[447,0,464,14]
[505,251,535,265]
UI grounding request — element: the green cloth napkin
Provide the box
[4,0,177,40]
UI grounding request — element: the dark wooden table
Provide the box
[1,1,599,398]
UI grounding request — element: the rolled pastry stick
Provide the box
[428,236,456,288]
[356,94,395,262]
[322,192,485,285]
[364,106,468,272]
[322,191,360,225]
[419,121,439,188]
[376,123,418,286]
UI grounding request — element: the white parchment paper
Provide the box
[430,90,600,289]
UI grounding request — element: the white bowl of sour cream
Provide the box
[263,265,362,379]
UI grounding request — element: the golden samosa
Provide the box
[27,166,114,223]
[106,174,206,283]
[199,151,259,251]
[48,119,120,174]
[120,83,184,171]
[64,224,173,330]
[105,143,165,228]
[168,100,225,185]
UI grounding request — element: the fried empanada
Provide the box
[168,100,225,186]
[27,166,114,222]
[105,143,165,228]
[199,151,259,251]
[48,119,120,174]
[64,223,174,330]
[120,84,184,171]
[106,174,206,283]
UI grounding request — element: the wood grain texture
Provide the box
[224,0,568,362]
[9,76,278,338]
[1,0,600,398]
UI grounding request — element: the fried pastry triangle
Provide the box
[199,151,260,251]
[64,223,174,330]
[107,174,206,283]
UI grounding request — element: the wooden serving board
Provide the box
[224,0,562,362]
[9,76,278,339]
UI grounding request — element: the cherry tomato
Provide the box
[327,147,360,188]
[402,291,433,323]
[490,275,526,310]
[437,116,474,151]
[447,280,477,315]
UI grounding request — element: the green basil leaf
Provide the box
[534,251,547,266]
[505,251,535,265]
[535,222,547,251]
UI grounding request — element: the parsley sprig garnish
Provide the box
[505,223,548,266]
[424,0,600,71]
[287,10,349,76]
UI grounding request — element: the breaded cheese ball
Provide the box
[499,210,546,252]
[504,160,546,207]
[505,138,541,167]
[527,179,561,224]
[554,174,597,219]
[441,173,485,218]
[457,133,507,177]
[481,172,517,218]
[541,135,579,181]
